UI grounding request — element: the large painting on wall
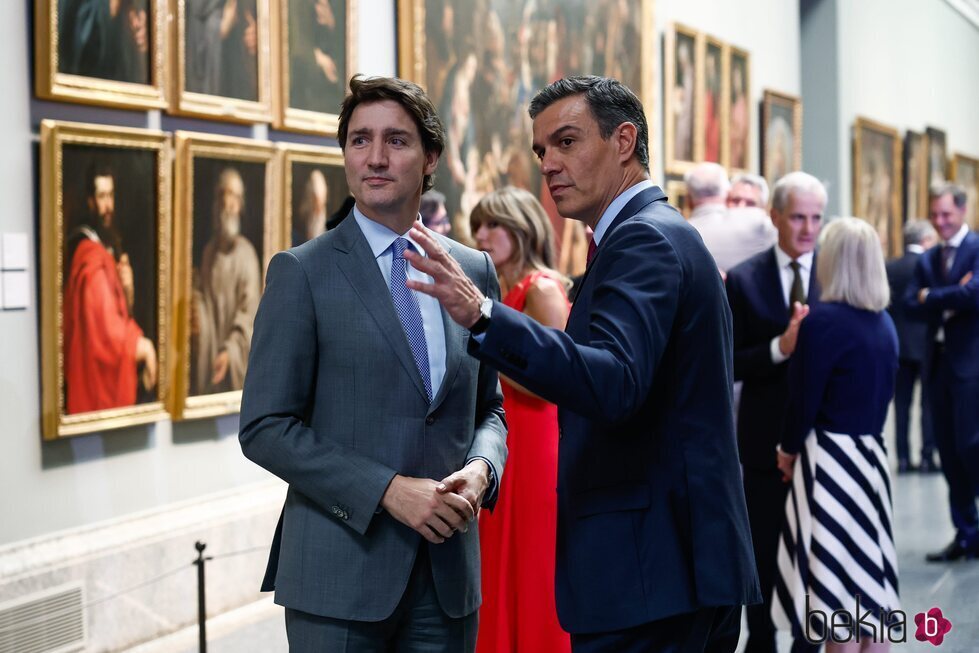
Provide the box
[36,0,168,109]
[279,143,350,247]
[40,121,172,439]
[171,133,279,420]
[398,0,655,244]
[275,0,358,134]
[699,34,724,167]
[952,153,979,229]
[925,126,948,188]
[853,117,903,258]
[171,0,273,123]
[903,130,928,222]
[727,45,751,173]
[664,22,698,175]
[760,89,802,189]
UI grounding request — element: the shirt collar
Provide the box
[946,223,969,248]
[775,245,814,271]
[352,205,428,259]
[592,179,656,246]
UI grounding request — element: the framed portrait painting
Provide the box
[852,117,903,258]
[698,34,725,166]
[925,126,948,188]
[279,143,351,248]
[171,0,273,123]
[398,0,656,244]
[274,0,358,135]
[664,22,699,174]
[171,132,279,420]
[727,45,751,173]
[40,120,172,439]
[760,89,802,189]
[903,130,928,222]
[36,0,168,109]
[952,153,979,229]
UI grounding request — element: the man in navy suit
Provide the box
[408,76,760,652]
[907,183,979,562]
[725,171,826,653]
[886,219,938,473]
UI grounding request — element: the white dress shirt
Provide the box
[770,246,814,364]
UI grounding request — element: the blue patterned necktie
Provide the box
[390,238,433,402]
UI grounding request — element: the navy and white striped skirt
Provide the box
[771,429,900,640]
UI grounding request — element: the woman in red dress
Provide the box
[470,186,571,653]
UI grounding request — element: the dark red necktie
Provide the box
[586,238,597,269]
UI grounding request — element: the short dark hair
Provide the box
[85,162,115,198]
[337,75,445,192]
[929,182,968,210]
[528,76,649,170]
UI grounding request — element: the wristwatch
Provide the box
[469,296,493,335]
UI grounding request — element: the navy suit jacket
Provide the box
[725,247,820,470]
[905,231,979,379]
[886,252,928,363]
[472,186,760,634]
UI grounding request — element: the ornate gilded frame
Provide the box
[664,22,700,175]
[665,178,691,220]
[171,132,280,420]
[761,89,803,187]
[852,116,903,258]
[273,0,359,135]
[278,142,346,247]
[35,0,169,109]
[170,0,274,123]
[951,152,979,229]
[40,120,172,439]
[726,44,751,174]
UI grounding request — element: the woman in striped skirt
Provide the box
[772,217,900,652]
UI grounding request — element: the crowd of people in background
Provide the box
[239,73,979,653]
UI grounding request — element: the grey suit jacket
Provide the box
[239,215,507,621]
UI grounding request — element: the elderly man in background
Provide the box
[725,172,826,653]
[192,167,261,395]
[886,219,939,473]
[686,163,776,276]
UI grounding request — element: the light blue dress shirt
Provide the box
[352,207,447,398]
[591,179,657,246]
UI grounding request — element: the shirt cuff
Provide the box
[770,336,789,364]
[466,456,497,504]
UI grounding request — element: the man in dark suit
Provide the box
[906,183,979,562]
[239,76,507,652]
[409,76,759,652]
[886,219,939,473]
[725,171,826,653]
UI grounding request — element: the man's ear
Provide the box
[424,150,439,177]
[615,122,639,164]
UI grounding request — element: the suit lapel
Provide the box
[332,217,430,402]
[808,254,821,303]
[760,247,788,321]
[946,232,978,283]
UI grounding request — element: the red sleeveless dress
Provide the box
[476,272,570,653]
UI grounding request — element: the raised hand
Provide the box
[778,301,810,357]
[403,226,484,329]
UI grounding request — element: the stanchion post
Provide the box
[194,541,210,653]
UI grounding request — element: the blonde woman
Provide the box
[772,218,900,652]
[470,186,570,653]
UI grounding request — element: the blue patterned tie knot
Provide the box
[390,238,433,402]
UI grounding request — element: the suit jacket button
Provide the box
[426,416,435,425]
[331,506,341,517]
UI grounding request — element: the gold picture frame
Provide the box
[951,153,979,229]
[698,33,726,168]
[397,0,656,242]
[852,117,903,258]
[40,120,172,439]
[726,44,751,174]
[170,0,274,123]
[665,178,691,220]
[171,132,280,420]
[35,0,168,109]
[664,22,700,175]
[761,89,802,188]
[903,130,928,222]
[279,142,351,248]
[273,0,359,135]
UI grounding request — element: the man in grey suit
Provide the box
[239,76,507,652]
